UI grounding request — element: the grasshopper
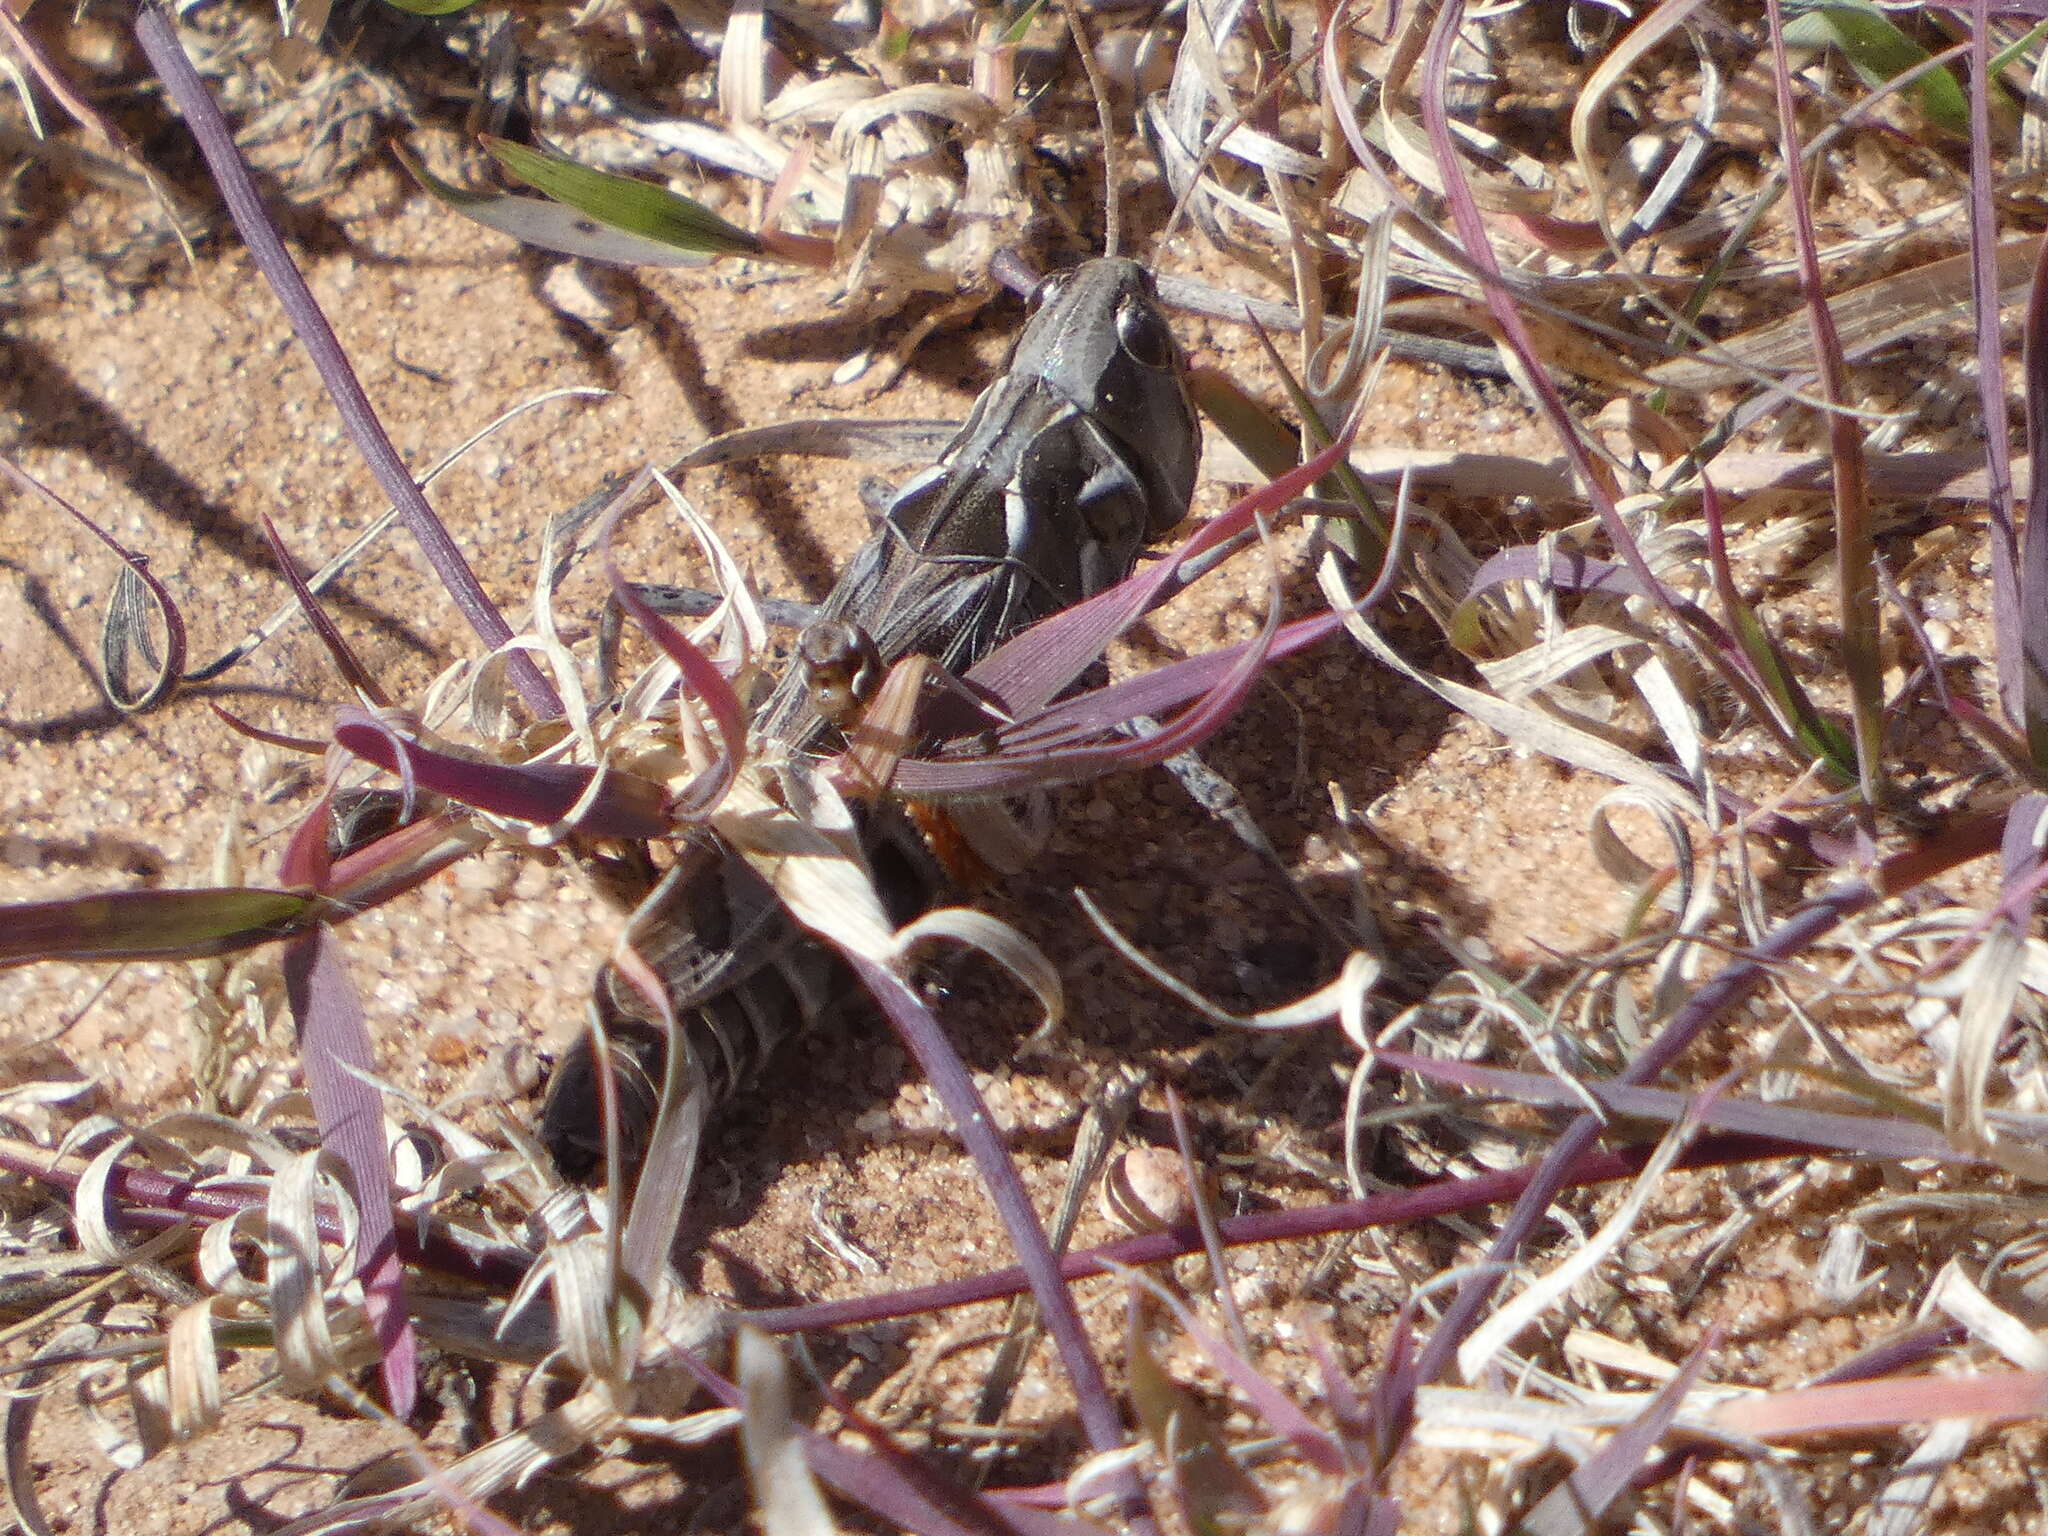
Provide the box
[539,258,1202,1184]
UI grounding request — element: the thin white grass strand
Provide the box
[1927,1260,2048,1371]
[1075,887,1377,1031]
[1323,549,1695,813]
[1456,1108,1699,1383]
[738,1326,841,1536]
[892,907,1063,1032]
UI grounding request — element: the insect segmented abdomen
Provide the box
[540,807,944,1186]
[538,862,841,1184]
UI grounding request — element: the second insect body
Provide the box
[540,258,1202,1185]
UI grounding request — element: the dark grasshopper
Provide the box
[538,258,1202,1184]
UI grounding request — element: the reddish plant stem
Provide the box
[741,1132,1813,1333]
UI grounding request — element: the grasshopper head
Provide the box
[1020,258,1201,539]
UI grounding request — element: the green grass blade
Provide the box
[484,139,767,259]
[1785,3,1975,135]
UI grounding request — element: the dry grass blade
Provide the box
[711,772,896,961]
[1650,235,2046,392]
[3,1323,100,1536]
[738,1326,840,1536]
[1514,1335,1720,1536]
[1712,1370,2048,1441]
[1456,1097,1706,1383]
[1322,548,1695,812]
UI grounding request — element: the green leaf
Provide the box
[878,7,913,62]
[485,139,766,259]
[996,0,1047,47]
[0,887,319,966]
[375,0,478,14]
[1727,597,1859,786]
[1190,369,1298,483]
[1195,347,1389,575]
[397,145,742,267]
[1785,3,1976,137]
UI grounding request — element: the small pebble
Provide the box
[1101,1146,1198,1234]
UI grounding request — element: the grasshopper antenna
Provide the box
[1062,0,1121,259]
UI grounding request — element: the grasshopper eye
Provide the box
[798,619,882,725]
[1115,296,1176,371]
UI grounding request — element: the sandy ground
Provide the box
[6,5,2046,1532]
[0,170,1640,1534]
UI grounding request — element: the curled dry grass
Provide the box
[8,0,2048,1532]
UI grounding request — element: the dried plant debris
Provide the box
[13,1,2048,1532]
